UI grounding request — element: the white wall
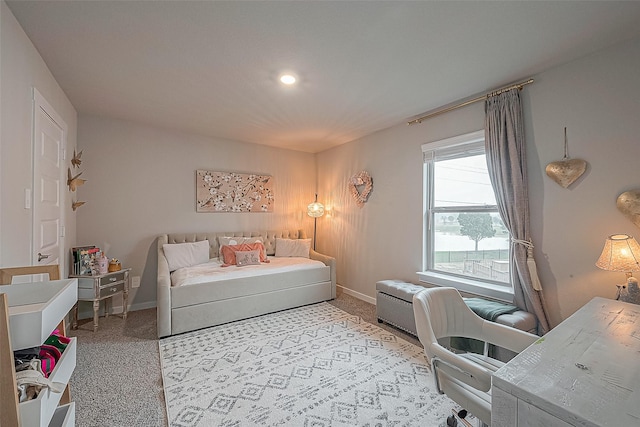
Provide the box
[76,115,319,309]
[526,37,640,324]
[318,37,640,326]
[316,101,482,304]
[0,1,78,270]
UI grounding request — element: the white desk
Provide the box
[492,297,640,426]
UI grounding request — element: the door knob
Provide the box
[37,252,50,262]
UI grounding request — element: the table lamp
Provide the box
[595,234,640,304]
[307,194,324,251]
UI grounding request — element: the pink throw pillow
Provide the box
[220,242,269,266]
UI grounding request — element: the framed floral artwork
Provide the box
[196,170,274,212]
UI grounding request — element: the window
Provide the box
[418,130,513,301]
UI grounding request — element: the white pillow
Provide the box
[163,240,210,271]
[275,238,311,258]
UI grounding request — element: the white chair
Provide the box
[413,287,538,426]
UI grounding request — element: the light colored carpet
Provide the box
[159,302,456,426]
[69,291,447,426]
[69,307,166,427]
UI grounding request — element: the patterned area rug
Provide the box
[159,302,456,426]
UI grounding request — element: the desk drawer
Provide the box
[100,271,126,286]
[99,282,124,298]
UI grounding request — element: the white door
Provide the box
[32,89,67,277]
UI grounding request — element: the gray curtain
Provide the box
[484,89,551,334]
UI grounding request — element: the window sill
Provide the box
[416,271,514,303]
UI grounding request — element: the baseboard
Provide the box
[337,284,376,305]
[130,301,157,311]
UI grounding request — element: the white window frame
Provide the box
[417,130,514,302]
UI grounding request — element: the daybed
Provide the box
[157,230,336,337]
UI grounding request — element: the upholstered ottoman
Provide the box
[376,280,537,362]
[376,280,425,336]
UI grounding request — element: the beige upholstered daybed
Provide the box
[157,230,336,337]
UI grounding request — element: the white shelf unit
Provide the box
[0,279,78,427]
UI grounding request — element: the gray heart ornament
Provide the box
[617,190,640,229]
[545,158,587,188]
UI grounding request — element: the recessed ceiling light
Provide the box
[279,74,297,85]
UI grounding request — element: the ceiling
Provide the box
[7,1,640,153]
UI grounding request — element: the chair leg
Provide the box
[438,414,489,427]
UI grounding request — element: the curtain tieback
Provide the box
[511,239,544,292]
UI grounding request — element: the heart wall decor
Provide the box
[545,127,588,188]
[617,189,640,229]
[349,171,373,208]
[545,159,587,188]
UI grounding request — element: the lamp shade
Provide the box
[307,197,325,218]
[595,234,640,272]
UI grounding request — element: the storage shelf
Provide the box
[3,279,77,350]
[0,278,78,426]
[19,338,76,427]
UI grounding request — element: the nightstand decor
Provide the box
[596,234,640,304]
[108,259,122,272]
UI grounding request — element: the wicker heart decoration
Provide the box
[545,159,587,188]
[617,190,640,229]
[349,171,373,208]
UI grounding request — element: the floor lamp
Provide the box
[307,194,324,251]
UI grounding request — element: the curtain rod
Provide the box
[407,78,534,125]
